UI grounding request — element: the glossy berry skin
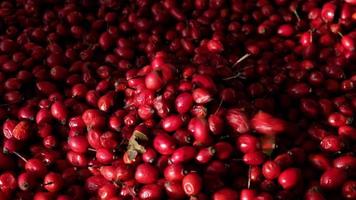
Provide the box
[25,158,47,177]
[341,35,355,51]
[12,121,31,140]
[320,168,347,190]
[100,166,116,181]
[96,148,114,164]
[145,71,164,91]
[115,163,134,181]
[320,135,344,152]
[135,163,159,184]
[142,148,157,163]
[278,168,301,189]
[213,188,239,200]
[164,164,186,181]
[240,189,256,200]
[342,181,356,199]
[236,134,261,153]
[50,101,67,123]
[153,132,177,155]
[243,151,265,165]
[328,113,348,127]
[175,92,194,114]
[43,172,63,192]
[18,172,36,191]
[196,147,215,164]
[161,115,183,132]
[251,112,286,135]
[309,154,331,170]
[139,184,163,200]
[68,135,89,153]
[208,114,224,135]
[165,181,186,199]
[82,109,106,130]
[182,173,202,196]
[262,161,281,180]
[277,24,294,37]
[170,146,197,164]
[226,108,250,134]
[333,155,356,172]
[97,184,117,199]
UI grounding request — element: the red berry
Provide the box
[320,168,347,190]
[135,163,159,184]
[278,168,301,189]
[182,172,202,196]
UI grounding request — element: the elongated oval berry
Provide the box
[309,153,331,170]
[208,114,224,135]
[320,168,347,189]
[320,135,344,152]
[262,161,281,180]
[153,132,177,155]
[188,117,210,143]
[99,32,112,50]
[207,39,224,53]
[192,88,212,104]
[12,121,31,140]
[277,24,294,37]
[251,112,286,135]
[182,173,202,196]
[50,101,67,123]
[236,134,261,153]
[300,32,313,47]
[328,112,348,127]
[321,2,336,22]
[196,147,215,164]
[243,151,265,165]
[97,92,115,112]
[175,92,193,114]
[192,74,217,92]
[226,108,250,134]
[278,168,301,189]
[170,146,197,164]
[162,115,183,132]
[341,35,355,51]
[2,119,17,139]
[333,155,356,171]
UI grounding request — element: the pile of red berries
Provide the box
[0,0,355,199]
